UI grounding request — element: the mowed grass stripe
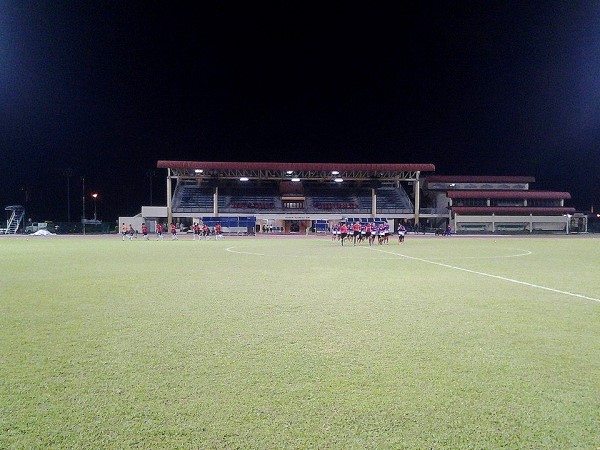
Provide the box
[1,236,599,449]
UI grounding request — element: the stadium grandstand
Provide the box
[118,161,586,235]
[423,175,587,233]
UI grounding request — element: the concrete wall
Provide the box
[454,214,568,233]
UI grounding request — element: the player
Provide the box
[365,222,372,246]
[398,224,406,243]
[215,223,223,240]
[352,221,360,245]
[382,222,390,244]
[156,222,163,240]
[121,222,127,241]
[170,223,178,240]
[340,223,348,246]
[128,224,135,240]
[141,223,149,240]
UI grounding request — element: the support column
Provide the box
[213,186,219,216]
[371,188,377,218]
[529,214,533,233]
[166,169,173,226]
[414,172,421,225]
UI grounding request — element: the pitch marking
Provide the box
[404,248,532,260]
[367,246,600,304]
[225,247,265,256]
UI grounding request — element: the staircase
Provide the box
[5,205,25,234]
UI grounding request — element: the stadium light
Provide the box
[195,169,203,174]
[286,170,293,175]
[334,178,343,183]
[240,177,249,182]
[291,177,300,182]
[91,193,98,221]
[331,171,339,175]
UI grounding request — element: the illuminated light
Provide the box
[331,170,339,175]
[91,193,98,199]
[291,177,300,182]
[195,169,203,173]
[334,178,343,183]
[239,177,249,182]
[286,170,293,175]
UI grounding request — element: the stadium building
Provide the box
[118,161,586,235]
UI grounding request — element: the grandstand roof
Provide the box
[447,191,571,199]
[426,175,535,183]
[157,161,435,180]
[451,206,575,215]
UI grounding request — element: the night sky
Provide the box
[2,2,600,222]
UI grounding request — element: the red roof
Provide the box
[157,161,436,172]
[447,191,571,199]
[451,206,575,215]
[426,175,535,183]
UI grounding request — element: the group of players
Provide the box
[331,222,407,246]
[121,222,223,241]
[190,222,224,240]
[120,220,411,245]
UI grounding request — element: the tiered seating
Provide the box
[355,189,373,210]
[376,186,413,213]
[306,186,361,211]
[223,186,281,211]
[172,182,414,214]
[173,183,219,212]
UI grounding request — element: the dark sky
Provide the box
[1,2,600,221]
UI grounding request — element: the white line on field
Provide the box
[226,246,402,259]
[367,247,600,304]
[225,247,265,256]
[422,248,532,259]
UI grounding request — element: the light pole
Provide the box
[92,193,98,221]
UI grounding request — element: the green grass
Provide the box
[1,234,599,449]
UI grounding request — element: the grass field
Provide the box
[1,234,599,449]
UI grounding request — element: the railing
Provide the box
[375,208,415,214]
[419,208,449,215]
